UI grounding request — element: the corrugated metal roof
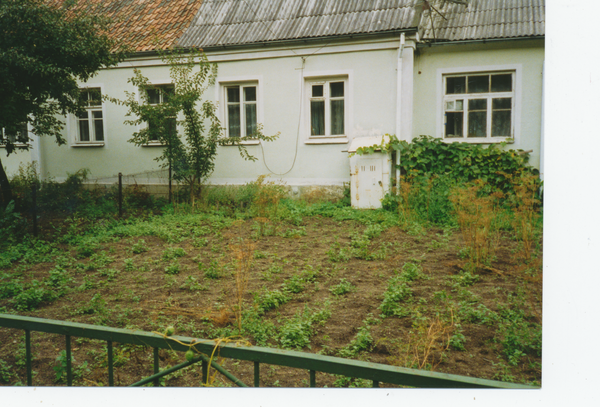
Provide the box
[177,0,419,48]
[419,0,545,41]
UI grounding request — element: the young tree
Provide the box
[111,49,278,207]
[0,0,127,206]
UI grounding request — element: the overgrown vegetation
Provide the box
[0,136,542,387]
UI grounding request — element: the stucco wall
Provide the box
[412,39,545,168]
[3,37,545,187]
[32,39,401,187]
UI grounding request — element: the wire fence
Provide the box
[83,168,173,200]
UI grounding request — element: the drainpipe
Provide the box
[395,33,405,192]
[540,62,545,187]
[30,128,43,180]
[395,33,415,193]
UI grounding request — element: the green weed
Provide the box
[329,278,356,296]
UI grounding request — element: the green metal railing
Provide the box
[0,314,537,389]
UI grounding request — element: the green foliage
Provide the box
[0,0,127,204]
[380,276,413,317]
[359,135,538,194]
[329,278,356,296]
[162,247,186,261]
[450,270,480,288]
[164,263,181,275]
[73,293,107,316]
[332,376,371,388]
[254,289,290,314]
[180,275,207,292]
[0,358,15,384]
[131,240,149,254]
[398,262,427,282]
[282,275,305,294]
[496,290,542,366]
[338,325,374,358]
[277,304,331,350]
[457,302,498,325]
[204,260,225,279]
[11,280,56,311]
[109,50,278,206]
[53,350,89,384]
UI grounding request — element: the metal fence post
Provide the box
[66,335,72,386]
[31,183,37,237]
[153,347,160,387]
[254,361,260,387]
[107,341,114,386]
[118,173,123,218]
[25,329,32,386]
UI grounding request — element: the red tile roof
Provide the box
[48,0,204,52]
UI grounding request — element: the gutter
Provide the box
[416,36,545,48]
[127,28,419,59]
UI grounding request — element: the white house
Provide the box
[3,0,545,197]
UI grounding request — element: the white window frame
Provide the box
[437,65,521,144]
[142,83,176,146]
[217,77,262,145]
[303,72,352,144]
[70,86,105,147]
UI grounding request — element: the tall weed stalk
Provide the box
[508,174,541,260]
[450,181,504,268]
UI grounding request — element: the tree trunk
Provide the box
[0,158,13,207]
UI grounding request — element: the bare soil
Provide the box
[0,212,542,388]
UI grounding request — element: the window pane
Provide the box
[228,104,241,137]
[88,89,102,106]
[147,88,160,104]
[312,85,324,97]
[456,100,463,111]
[244,86,256,102]
[227,86,240,103]
[148,119,159,141]
[331,99,344,135]
[491,74,512,92]
[310,100,325,136]
[492,111,511,137]
[16,122,28,143]
[93,111,104,141]
[445,112,463,138]
[446,76,466,94]
[468,75,489,93]
[245,103,257,136]
[161,86,173,103]
[468,99,487,111]
[78,119,90,141]
[468,112,487,137]
[330,82,344,97]
[492,98,511,110]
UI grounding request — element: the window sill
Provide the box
[72,142,105,148]
[305,137,349,145]
[0,144,28,148]
[222,139,260,146]
[442,137,513,144]
[141,141,165,147]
